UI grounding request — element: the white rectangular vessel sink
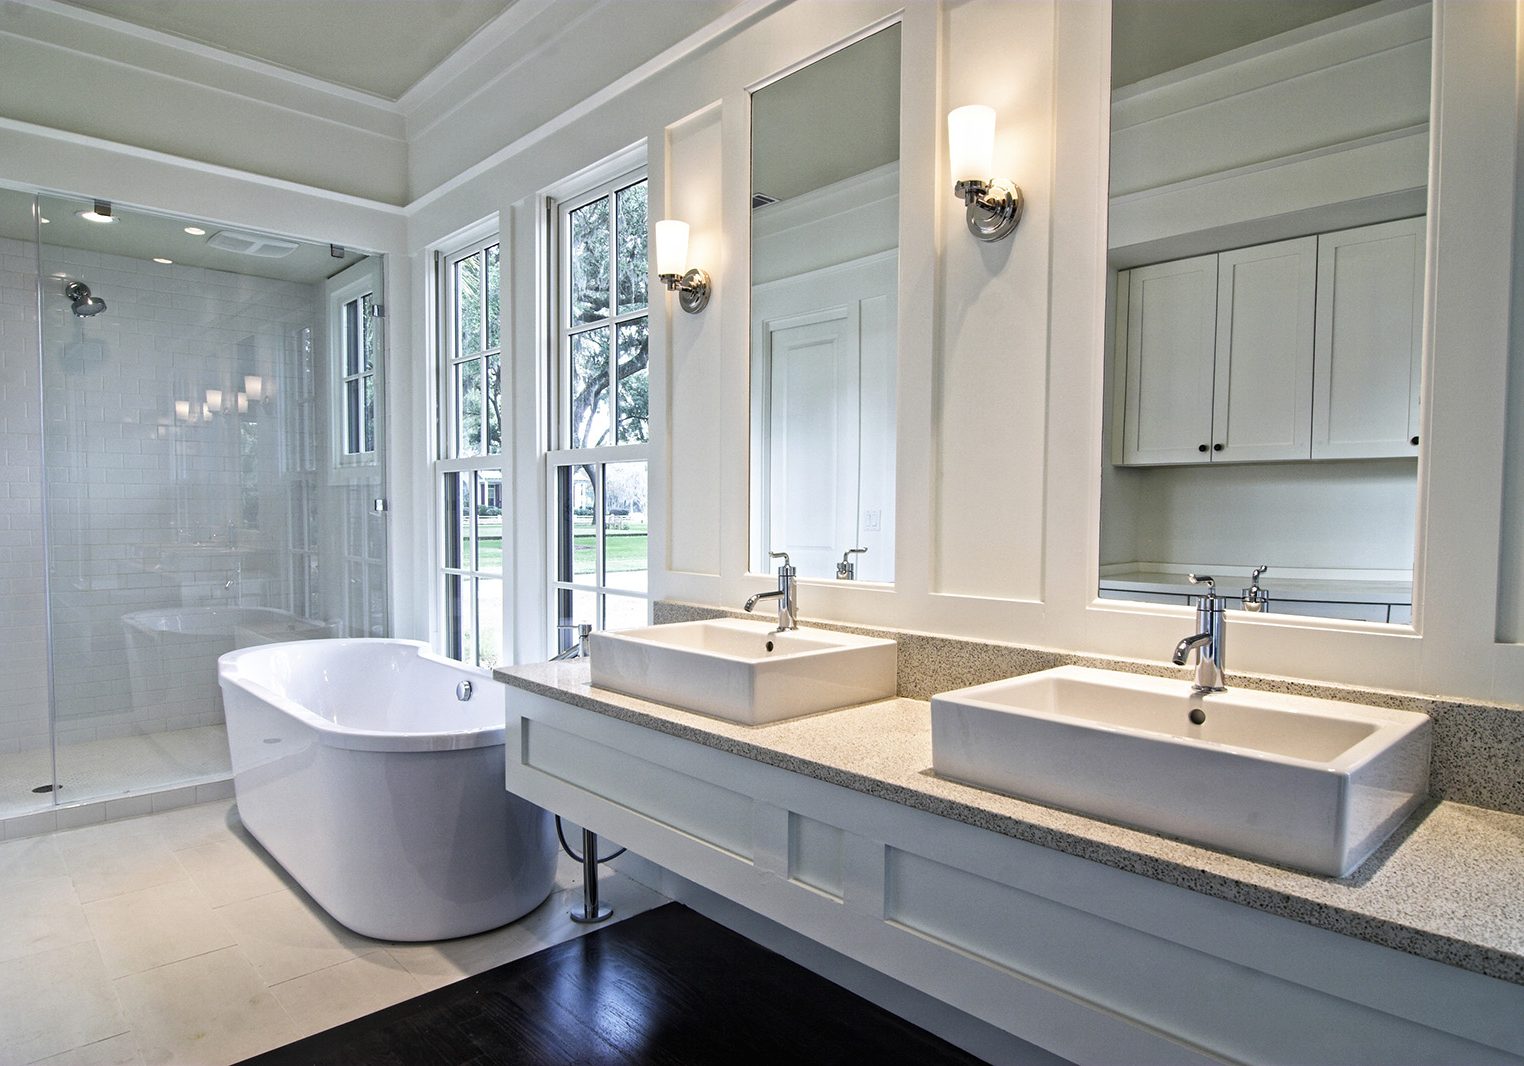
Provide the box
[588,618,897,725]
[931,666,1431,877]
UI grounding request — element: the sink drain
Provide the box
[30,783,61,794]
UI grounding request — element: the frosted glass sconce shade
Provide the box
[948,105,995,184]
[655,218,711,313]
[947,105,1023,242]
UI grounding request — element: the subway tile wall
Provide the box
[0,235,49,755]
[0,237,386,755]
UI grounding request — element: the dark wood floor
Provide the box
[242,902,991,1065]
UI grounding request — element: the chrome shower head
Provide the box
[65,281,107,317]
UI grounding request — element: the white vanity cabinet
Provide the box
[1114,220,1422,466]
[503,684,1524,1066]
[1118,253,1219,465]
[1312,216,1425,459]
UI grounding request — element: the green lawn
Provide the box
[473,516,648,574]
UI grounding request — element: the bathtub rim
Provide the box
[219,637,504,753]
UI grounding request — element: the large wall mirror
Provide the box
[749,23,900,583]
[1099,0,1431,624]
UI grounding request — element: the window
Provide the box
[550,173,650,651]
[340,290,377,457]
[438,236,504,667]
[326,258,384,473]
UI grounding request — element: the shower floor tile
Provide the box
[0,725,230,821]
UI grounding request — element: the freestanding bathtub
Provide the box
[219,638,556,941]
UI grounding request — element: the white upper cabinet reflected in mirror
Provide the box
[1099,0,1431,624]
[750,24,900,584]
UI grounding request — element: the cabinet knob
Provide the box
[1410,435,1419,446]
[1213,443,1224,452]
[1198,444,1208,453]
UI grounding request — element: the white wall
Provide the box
[1103,460,1418,573]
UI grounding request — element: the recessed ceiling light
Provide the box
[153,257,173,265]
[77,210,117,224]
[184,226,207,236]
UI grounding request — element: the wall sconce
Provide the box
[654,219,711,313]
[947,105,1023,242]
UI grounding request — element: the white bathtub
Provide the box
[218,638,556,941]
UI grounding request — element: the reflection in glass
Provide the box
[570,327,611,447]
[750,25,900,582]
[447,573,476,665]
[486,352,501,454]
[616,182,648,313]
[1097,1,1428,623]
[616,319,648,444]
[570,197,611,323]
[477,577,502,668]
[605,593,648,631]
[456,357,483,456]
[558,464,598,583]
[604,462,648,594]
[485,245,500,350]
[476,470,503,575]
[456,252,483,357]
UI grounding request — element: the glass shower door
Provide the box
[35,193,388,807]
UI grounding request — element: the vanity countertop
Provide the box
[498,658,1524,987]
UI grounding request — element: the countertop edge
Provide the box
[497,666,1524,987]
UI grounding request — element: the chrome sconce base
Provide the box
[955,179,1023,242]
[660,268,711,313]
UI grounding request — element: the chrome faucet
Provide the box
[744,551,797,631]
[552,622,592,661]
[836,547,867,581]
[1242,565,1270,612]
[1172,574,1226,693]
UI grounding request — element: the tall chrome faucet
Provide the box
[1172,574,1226,693]
[744,551,797,632]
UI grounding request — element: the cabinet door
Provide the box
[1312,217,1425,459]
[1122,255,1218,465]
[1211,237,1316,462]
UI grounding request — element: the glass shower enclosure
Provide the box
[0,187,389,822]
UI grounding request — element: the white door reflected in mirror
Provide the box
[750,23,900,583]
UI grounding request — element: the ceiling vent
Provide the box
[751,193,780,209]
[206,230,300,258]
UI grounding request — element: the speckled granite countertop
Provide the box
[498,659,1524,987]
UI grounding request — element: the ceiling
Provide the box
[0,187,368,284]
[54,0,516,101]
[1111,0,1382,88]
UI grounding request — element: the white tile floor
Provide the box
[0,727,231,821]
[0,799,667,1066]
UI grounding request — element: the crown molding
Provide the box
[406,0,783,214]
[0,116,407,216]
[11,0,406,114]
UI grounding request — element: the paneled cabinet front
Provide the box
[1114,220,1422,466]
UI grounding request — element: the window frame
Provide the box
[324,259,384,483]
[441,235,503,460]
[434,230,506,667]
[547,167,652,646]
